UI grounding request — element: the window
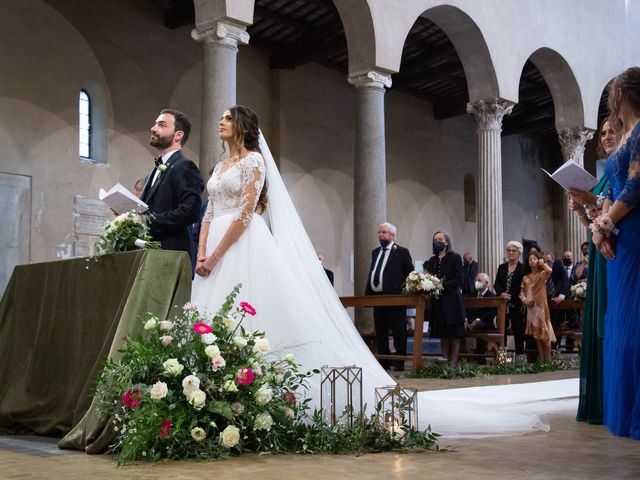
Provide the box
[464,173,476,222]
[79,89,91,158]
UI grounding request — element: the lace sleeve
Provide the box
[235,152,266,226]
[203,198,214,223]
[617,129,640,207]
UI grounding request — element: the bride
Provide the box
[190,105,572,435]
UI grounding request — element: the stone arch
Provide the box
[526,47,585,131]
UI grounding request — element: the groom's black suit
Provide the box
[365,243,414,370]
[141,149,203,260]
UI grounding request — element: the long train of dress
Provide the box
[190,134,568,437]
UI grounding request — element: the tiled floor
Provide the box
[2,371,639,480]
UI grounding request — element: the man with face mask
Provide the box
[465,272,497,361]
[365,222,414,371]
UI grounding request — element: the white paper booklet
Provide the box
[98,183,149,214]
[542,159,598,192]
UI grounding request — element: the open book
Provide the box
[99,183,148,214]
[542,159,598,192]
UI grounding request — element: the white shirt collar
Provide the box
[159,149,180,164]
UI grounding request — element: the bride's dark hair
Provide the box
[226,105,268,214]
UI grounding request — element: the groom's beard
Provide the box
[150,132,173,150]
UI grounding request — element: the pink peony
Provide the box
[192,322,212,335]
[281,390,297,407]
[122,388,142,408]
[235,368,255,386]
[161,335,173,346]
[211,356,226,372]
[158,418,172,438]
[239,301,256,316]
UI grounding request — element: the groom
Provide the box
[141,109,204,267]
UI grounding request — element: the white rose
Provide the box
[423,279,435,291]
[163,358,184,376]
[252,338,270,354]
[191,427,206,442]
[205,345,221,359]
[284,407,295,419]
[222,316,236,328]
[274,374,284,385]
[161,335,173,346]
[211,356,226,372]
[255,385,273,406]
[201,333,217,345]
[144,318,157,330]
[220,425,240,448]
[186,389,206,410]
[254,411,273,431]
[286,353,295,364]
[182,375,200,395]
[159,320,173,331]
[233,336,248,348]
[150,381,168,400]
[223,380,238,392]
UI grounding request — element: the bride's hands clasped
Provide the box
[195,252,221,277]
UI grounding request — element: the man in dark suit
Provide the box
[141,109,204,268]
[462,252,478,296]
[317,253,334,286]
[365,222,414,370]
[465,272,497,362]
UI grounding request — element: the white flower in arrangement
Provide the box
[162,358,184,377]
[220,425,240,448]
[254,412,274,431]
[252,338,270,354]
[233,336,248,348]
[191,427,206,442]
[211,356,226,372]
[204,345,221,359]
[159,320,174,331]
[223,379,238,392]
[222,315,236,328]
[231,402,245,415]
[161,335,173,346]
[201,333,217,345]
[421,279,435,291]
[251,363,263,376]
[144,318,157,330]
[286,353,295,364]
[284,407,295,419]
[182,375,201,395]
[274,374,284,385]
[182,302,198,313]
[186,389,206,410]
[149,381,168,400]
[255,385,274,406]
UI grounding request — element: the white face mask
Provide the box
[474,281,484,291]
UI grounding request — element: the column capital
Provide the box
[558,127,595,162]
[348,69,392,89]
[466,98,515,130]
[191,19,250,49]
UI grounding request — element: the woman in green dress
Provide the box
[569,118,617,424]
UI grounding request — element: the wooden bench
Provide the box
[549,299,584,351]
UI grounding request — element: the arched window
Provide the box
[79,89,91,158]
[464,173,476,222]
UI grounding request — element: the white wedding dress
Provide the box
[191,134,577,436]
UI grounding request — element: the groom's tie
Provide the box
[154,156,162,168]
[373,247,387,287]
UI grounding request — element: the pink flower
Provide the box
[122,388,142,408]
[235,368,255,386]
[161,335,173,346]
[281,390,297,407]
[192,322,212,335]
[183,302,198,313]
[211,356,226,372]
[239,301,256,316]
[158,418,172,438]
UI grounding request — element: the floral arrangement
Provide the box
[589,214,617,246]
[570,280,587,300]
[96,286,315,465]
[93,210,160,256]
[403,271,444,298]
[96,285,440,465]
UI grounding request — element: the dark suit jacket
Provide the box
[465,289,497,329]
[365,243,413,295]
[462,260,478,295]
[141,149,204,255]
[569,261,587,285]
[424,251,465,326]
[549,259,569,297]
[494,262,524,310]
[324,268,334,286]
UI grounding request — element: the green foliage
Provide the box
[93,211,160,256]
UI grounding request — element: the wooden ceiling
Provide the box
[162,0,608,138]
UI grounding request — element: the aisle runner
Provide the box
[418,378,579,437]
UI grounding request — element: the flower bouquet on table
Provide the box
[95,285,316,465]
[93,210,160,256]
[570,280,587,301]
[402,271,444,298]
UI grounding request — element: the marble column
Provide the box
[348,70,392,332]
[466,99,514,283]
[558,127,595,257]
[192,20,249,181]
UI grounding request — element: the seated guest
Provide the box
[462,252,478,295]
[570,243,589,285]
[466,273,497,360]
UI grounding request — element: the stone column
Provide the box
[466,99,514,283]
[558,127,595,257]
[192,21,249,180]
[348,69,392,332]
